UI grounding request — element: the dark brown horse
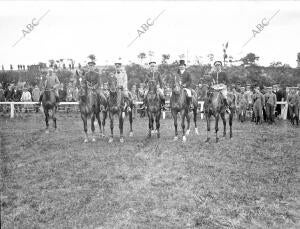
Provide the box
[145,80,161,138]
[42,88,57,133]
[204,86,235,143]
[170,81,198,142]
[79,81,107,143]
[107,78,133,143]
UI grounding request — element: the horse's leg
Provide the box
[96,111,102,138]
[205,114,211,143]
[52,107,57,131]
[91,113,96,142]
[215,114,219,143]
[147,111,152,138]
[44,109,49,134]
[186,109,191,136]
[172,110,178,141]
[156,112,161,138]
[221,112,226,137]
[81,113,88,143]
[102,110,107,137]
[193,107,199,135]
[229,109,233,138]
[181,110,187,143]
[119,112,124,143]
[109,112,114,143]
[129,104,133,137]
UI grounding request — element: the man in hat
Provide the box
[210,61,230,113]
[244,83,254,114]
[252,85,265,124]
[32,85,41,112]
[110,60,130,109]
[174,59,194,109]
[79,60,104,99]
[264,87,277,124]
[144,61,165,109]
[38,68,60,105]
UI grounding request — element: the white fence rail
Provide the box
[0,101,294,120]
[0,101,206,119]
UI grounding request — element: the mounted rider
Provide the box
[209,61,230,113]
[109,59,131,110]
[174,59,194,109]
[38,68,60,105]
[82,60,101,88]
[143,61,166,109]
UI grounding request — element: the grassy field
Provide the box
[0,112,299,229]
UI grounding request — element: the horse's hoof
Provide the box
[195,128,199,135]
[182,136,187,143]
[120,138,124,143]
[216,138,219,143]
[84,139,88,143]
[205,138,210,143]
[92,138,96,142]
[129,132,133,137]
[223,133,226,137]
[186,129,190,136]
[157,132,160,138]
[173,136,178,141]
[108,138,113,143]
[45,130,49,134]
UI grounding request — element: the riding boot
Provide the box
[55,95,60,105]
[38,94,43,106]
[223,98,231,114]
[160,98,166,110]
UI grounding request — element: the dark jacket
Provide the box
[145,71,164,88]
[211,72,228,85]
[82,70,101,88]
[176,69,192,88]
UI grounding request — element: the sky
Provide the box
[0,1,300,69]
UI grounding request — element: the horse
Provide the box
[41,88,58,133]
[289,104,299,126]
[145,80,162,138]
[107,79,133,143]
[79,80,108,143]
[204,85,235,143]
[170,81,198,142]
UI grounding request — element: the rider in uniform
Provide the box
[110,59,130,110]
[210,61,230,113]
[143,61,166,109]
[38,68,60,106]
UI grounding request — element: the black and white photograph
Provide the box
[0,0,299,228]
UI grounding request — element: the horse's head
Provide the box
[172,81,181,95]
[148,80,157,93]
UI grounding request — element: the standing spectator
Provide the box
[58,83,67,102]
[252,86,265,124]
[264,87,277,124]
[72,87,79,102]
[32,85,41,112]
[21,87,32,113]
[13,85,22,113]
[4,84,15,101]
[287,88,300,125]
[66,82,74,102]
[0,83,4,113]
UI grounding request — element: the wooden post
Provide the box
[10,102,14,118]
